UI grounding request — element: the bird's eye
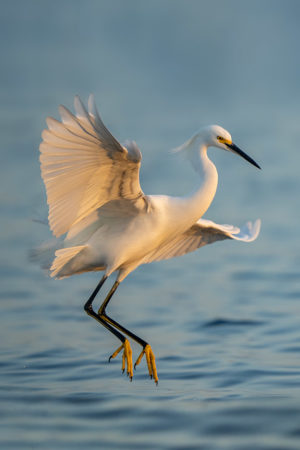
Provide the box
[217,136,224,142]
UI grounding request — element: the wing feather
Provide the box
[143,219,261,263]
[40,95,144,237]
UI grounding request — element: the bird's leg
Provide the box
[84,275,133,379]
[97,281,158,384]
[84,274,107,310]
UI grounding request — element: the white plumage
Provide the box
[40,95,260,281]
[40,95,143,238]
[38,95,261,383]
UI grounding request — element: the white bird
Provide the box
[38,95,261,384]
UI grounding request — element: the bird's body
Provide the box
[37,95,261,383]
[59,190,216,281]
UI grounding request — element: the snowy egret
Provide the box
[38,95,261,384]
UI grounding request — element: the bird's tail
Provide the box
[50,245,88,279]
[30,241,95,279]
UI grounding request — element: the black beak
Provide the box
[226,143,261,169]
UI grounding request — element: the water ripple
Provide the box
[203,318,265,328]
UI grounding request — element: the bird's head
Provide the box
[173,125,260,169]
[202,125,232,148]
[199,125,261,169]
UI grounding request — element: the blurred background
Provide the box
[1,1,300,449]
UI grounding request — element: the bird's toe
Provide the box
[108,339,133,381]
[134,344,158,384]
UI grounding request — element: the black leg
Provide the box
[83,274,158,383]
[97,281,148,348]
[84,274,107,311]
[97,280,119,314]
[84,275,126,344]
[84,274,134,379]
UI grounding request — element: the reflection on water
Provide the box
[1,1,300,449]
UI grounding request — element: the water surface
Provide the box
[1,1,300,449]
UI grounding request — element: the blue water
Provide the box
[1,1,300,448]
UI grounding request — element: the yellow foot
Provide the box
[134,344,158,385]
[108,339,133,380]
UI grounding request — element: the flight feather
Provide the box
[143,219,261,263]
[39,95,144,237]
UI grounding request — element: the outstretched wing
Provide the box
[143,218,261,263]
[40,95,144,237]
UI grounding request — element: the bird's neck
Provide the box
[181,140,218,223]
